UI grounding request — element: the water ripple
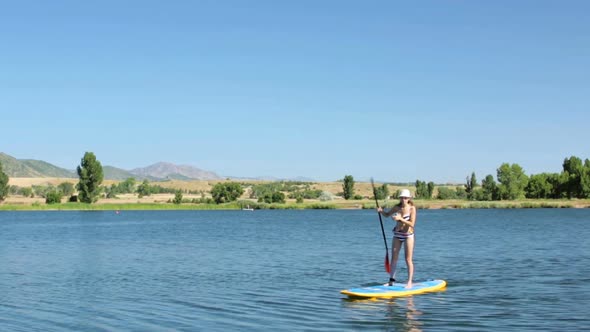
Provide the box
[1,209,589,331]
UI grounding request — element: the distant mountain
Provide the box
[0,153,223,181]
[20,159,76,178]
[102,166,160,181]
[0,153,76,178]
[289,176,316,182]
[162,173,194,181]
[102,166,135,181]
[130,162,221,180]
[1,152,310,182]
[227,175,316,182]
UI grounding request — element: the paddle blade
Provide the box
[385,253,391,273]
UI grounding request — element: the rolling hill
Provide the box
[102,166,138,181]
[0,152,222,181]
[130,162,222,180]
[0,153,76,178]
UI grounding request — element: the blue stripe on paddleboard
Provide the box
[345,279,444,294]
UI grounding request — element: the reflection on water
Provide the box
[342,295,427,332]
[385,297,423,332]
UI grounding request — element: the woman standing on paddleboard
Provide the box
[377,189,416,288]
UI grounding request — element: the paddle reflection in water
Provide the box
[341,296,424,332]
[386,297,423,332]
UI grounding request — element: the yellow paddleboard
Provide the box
[341,279,446,298]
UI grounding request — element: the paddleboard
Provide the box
[341,279,446,298]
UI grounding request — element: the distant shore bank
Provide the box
[1,198,588,211]
[4,177,589,211]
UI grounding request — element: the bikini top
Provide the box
[394,212,412,233]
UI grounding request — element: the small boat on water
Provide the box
[242,205,254,211]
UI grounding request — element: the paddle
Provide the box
[371,178,391,273]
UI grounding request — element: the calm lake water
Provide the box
[1,209,589,331]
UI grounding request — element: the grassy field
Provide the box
[7,177,406,196]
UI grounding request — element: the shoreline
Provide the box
[4,177,589,211]
[1,198,588,211]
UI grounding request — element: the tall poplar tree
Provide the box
[465,172,477,200]
[76,152,104,203]
[427,181,435,199]
[342,175,355,200]
[0,162,9,202]
[481,174,498,201]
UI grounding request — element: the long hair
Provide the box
[396,199,414,207]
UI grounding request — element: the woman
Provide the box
[377,189,416,288]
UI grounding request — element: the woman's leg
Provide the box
[389,238,402,285]
[404,236,415,288]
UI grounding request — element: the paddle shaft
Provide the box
[371,179,390,273]
[373,190,389,253]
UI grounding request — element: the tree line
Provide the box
[339,155,590,202]
[425,156,590,200]
[1,153,589,204]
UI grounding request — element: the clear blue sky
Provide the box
[1,1,588,183]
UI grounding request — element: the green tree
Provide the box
[525,173,553,198]
[465,172,477,200]
[211,182,244,204]
[436,187,456,200]
[76,152,104,203]
[105,184,119,198]
[33,185,54,198]
[58,182,75,196]
[137,180,151,198]
[45,190,63,204]
[295,193,304,203]
[21,187,33,198]
[427,182,435,199]
[472,188,485,200]
[173,190,183,204]
[301,189,322,199]
[582,159,590,198]
[342,175,355,200]
[258,193,272,204]
[546,172,566,198]
[481,174,498,201]
[415,180,430,199]
[455,186,467,199]
[250,182,286,200]
[118,178,136,194]
[497,163,528,200]
[271,191,286,204]
[8,185,18,195]
[374,184,389,200]
[0,162,9,202]
[562,156,585,198]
